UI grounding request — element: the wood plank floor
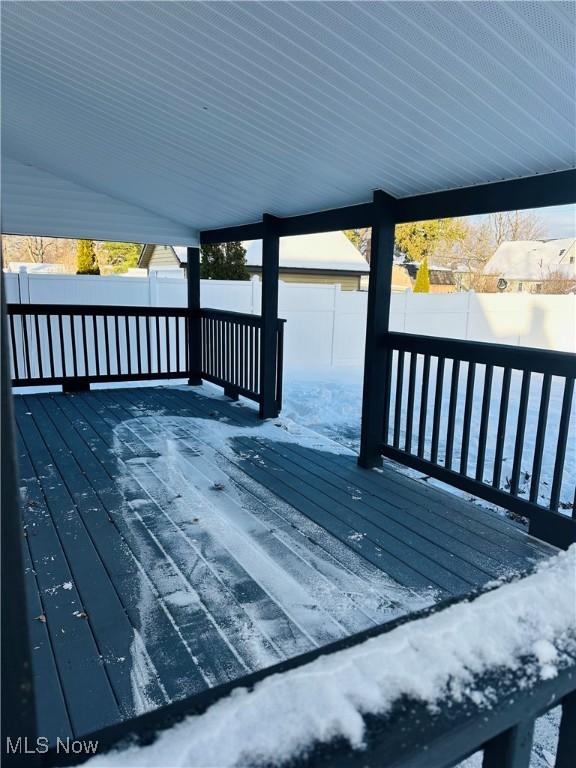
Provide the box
[14,385,557,742]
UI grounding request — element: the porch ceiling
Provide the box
[1,1,575,243]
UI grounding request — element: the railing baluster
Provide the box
[482,720,535,768]
[125,315,132,376]
[174,315,180,373]
[393,350,405,449]
[417,354,430,458]
[475,364,493,481]
[382,346,393,445]
[556,690,576,768]
[104,316,111,376]
[136,317,142,375]
[431,356,445,463]
[146,316,152,374]
[80,315,88,376]
[254,326,260,395]
[445,359,460,469]
[46,315,55,379]
[493,366,511,489]
[165,316,170,374]
[155,315,161,373]
[244,324,250,391]
[460,361,476,475]
[529,373,552,503]
[510,370,531,496]
[114,315,121,375]
[404,352,417,453]
[70,315,79,378]
[9,314,20,381]
[92,315,100,377]
[550,378,574,512]
[58,314,66,377]
[22,312,32,379]
[34,313,43,379]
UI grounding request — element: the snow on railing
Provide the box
[52,547,576,768]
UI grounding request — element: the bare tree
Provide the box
[537,268,575,295]
[343,228,371,261]
[24,237,53,263]
[489,210,547,246]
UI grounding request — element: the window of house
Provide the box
[517,282,523,292]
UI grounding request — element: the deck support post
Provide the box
[187,246,202,385]
[259,213,281,419]
[358,190,396,469]
[1,273,38,766]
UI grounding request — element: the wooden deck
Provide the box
[14,385,557,743]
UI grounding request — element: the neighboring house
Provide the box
[243,232,369,290]
[138,232,370,291]
[401,263,456,293]
[138,243,186,272]
[483,238,576,293]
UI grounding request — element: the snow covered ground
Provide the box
[282,364,576,516]
[84,546,576,768]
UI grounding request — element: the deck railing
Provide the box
[40,587,576,768]
[200,308,285,411]
[379,331,576,548]
[6,303,285,410]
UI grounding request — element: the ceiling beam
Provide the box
[199,169,575,244]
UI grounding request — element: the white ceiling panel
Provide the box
[1,1,575,241]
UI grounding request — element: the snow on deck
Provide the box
[111,407,431,711]
[16,384,558,747]
[86,546,576,768]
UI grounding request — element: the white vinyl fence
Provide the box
[5,270,575,372]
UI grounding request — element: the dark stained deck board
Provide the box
[14,385,557,743]
[51,392,352,656]
[128,386,554,587]
[94,399,411,634]
[163,386,552,553]
[26,394,248,699]
[15,411,123,736]
[21,536,73,745]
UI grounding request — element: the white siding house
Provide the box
[483,238,576,292]
[139,232,369,290]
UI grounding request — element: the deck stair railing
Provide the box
[379,331,576,549]
[6,303,285,411]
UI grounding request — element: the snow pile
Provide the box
[86,546,576,768]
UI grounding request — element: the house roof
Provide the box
[403,263,455,286]
[146,233,369,273]
[1,2,574,243]
[243,232,368,273]
[483,238,576,280]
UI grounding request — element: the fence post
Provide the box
[251,275,259,315]
[259,214,281,419]
[148,270,158,307]
[329,284,339,367]
[187,246,202,385]
[17,266,30,304]
[358,190,397,469]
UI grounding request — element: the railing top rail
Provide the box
[6,303,191,318]
[383,330,576,378]
[200,307,286,325]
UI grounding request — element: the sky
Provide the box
[534,204,576,239]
